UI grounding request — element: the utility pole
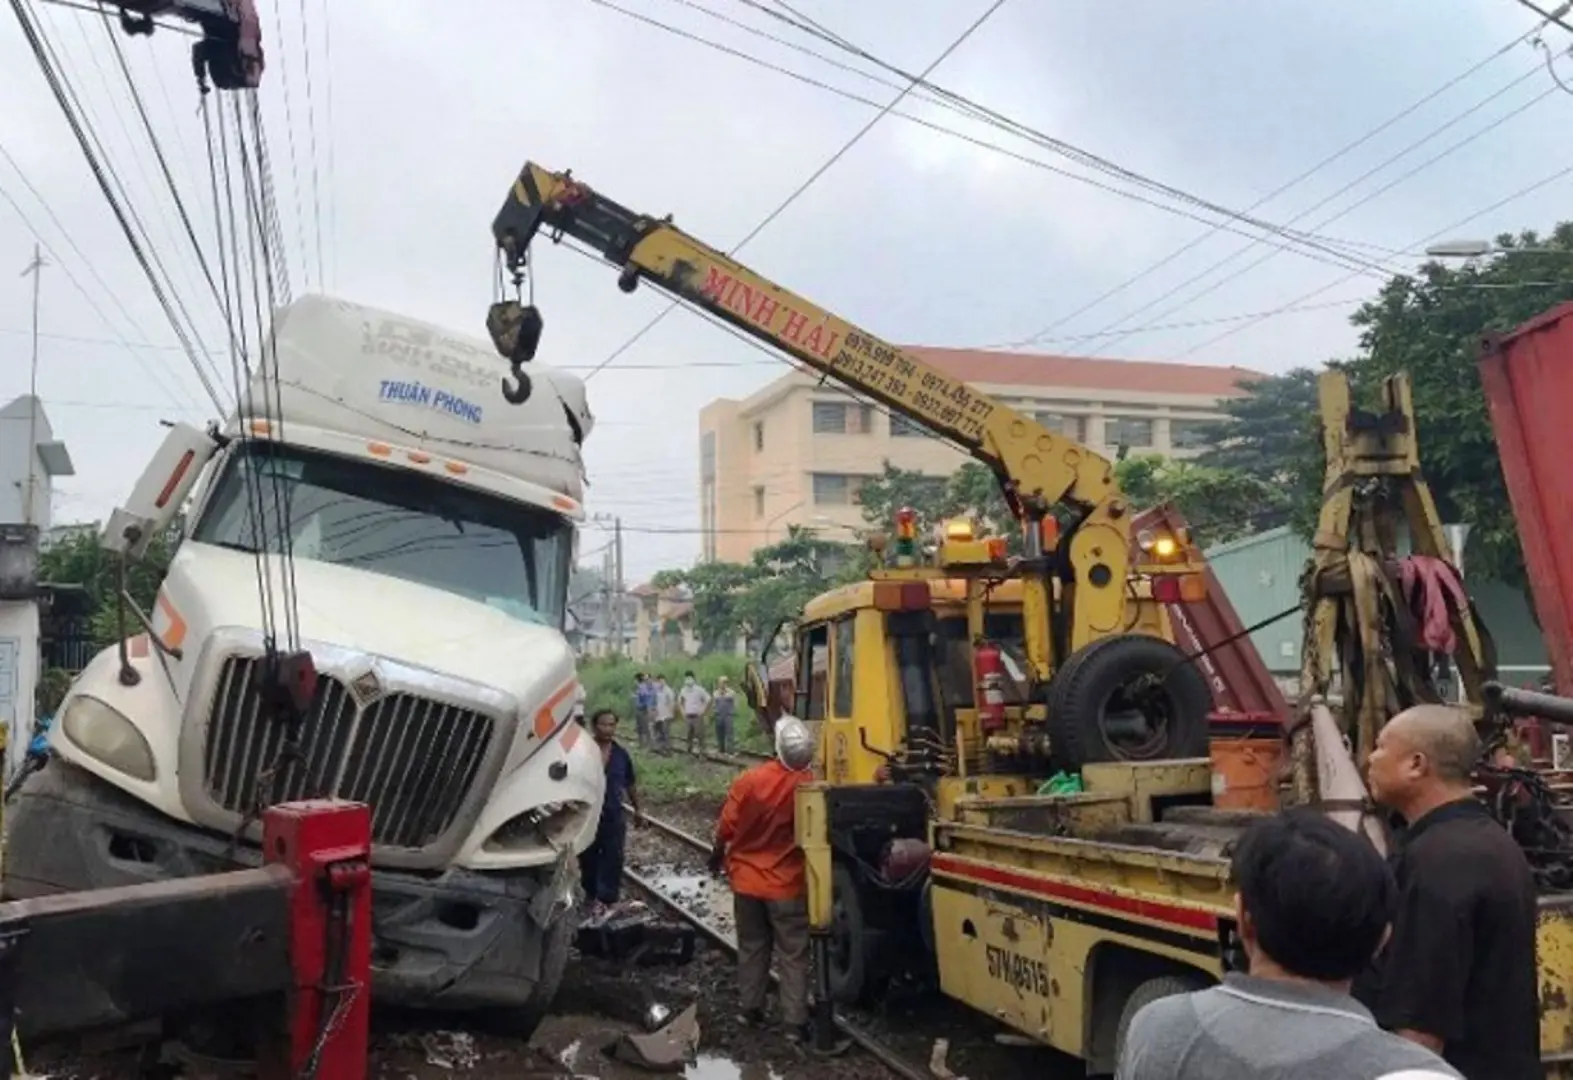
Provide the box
[613,517,626,657]
[20,244,47,527]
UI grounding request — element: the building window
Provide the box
[700,431,716,481]
[1170,419,1215,451]
[812,401,874,434]
[753,486,765,519]
[812,473,864,505]
[753,421,764,452]
[890,414,925,438]
[701,480,716,561]
[1034,411,1085,441]
[1106,417,1154,448]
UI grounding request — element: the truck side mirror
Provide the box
[101,423,217,559]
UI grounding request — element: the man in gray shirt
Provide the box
[1118,810,1459,1080]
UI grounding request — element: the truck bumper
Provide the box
[3,762,566,1012]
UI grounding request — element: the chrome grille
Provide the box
[202,655,496,849]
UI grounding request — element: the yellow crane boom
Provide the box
[486,161,1148,680]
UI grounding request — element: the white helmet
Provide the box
[774,716,815,771]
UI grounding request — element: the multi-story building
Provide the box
[698,348,1260,564]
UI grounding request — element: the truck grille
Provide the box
[202,655,497,849]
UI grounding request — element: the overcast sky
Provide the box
[0,0,1566,582]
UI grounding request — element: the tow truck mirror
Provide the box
[102,423,217,559]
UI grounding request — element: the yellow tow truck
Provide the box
[479,162,1572,1074]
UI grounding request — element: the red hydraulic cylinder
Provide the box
[262,800,372,1080]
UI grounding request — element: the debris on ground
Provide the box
[575,901,697,966]
[929,1037,969,1080]
[418,1030,479,1070]
[607,1003,700,1073]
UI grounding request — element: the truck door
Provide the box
[795,621,829,734]
[825,615,856,784]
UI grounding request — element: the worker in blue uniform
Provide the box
[580,708,643,918]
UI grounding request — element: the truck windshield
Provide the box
[192,442,572,626]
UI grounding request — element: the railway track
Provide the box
[621,806,929,1080]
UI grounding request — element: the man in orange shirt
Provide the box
[709,716,816,1042]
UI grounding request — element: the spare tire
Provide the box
[1047,634,1211,769]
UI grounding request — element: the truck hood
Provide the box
[162,542,575,694]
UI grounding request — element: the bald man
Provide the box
[1362,705,1539,1080]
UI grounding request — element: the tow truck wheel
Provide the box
[1114,973,1209,1061]
[828,862,886,1005]
[1047,635,1211,769]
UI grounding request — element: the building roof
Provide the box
[726,348,1263,417]
[906,347,1262,397]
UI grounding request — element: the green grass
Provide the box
[627,746,735,801]
[580,655,770,737]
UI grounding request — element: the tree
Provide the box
[38,523,180,646]
[858,455,1283,552]
[652,528,866,652]
[1337,224,1573,595]
[1195,368,1323,537]
[1114,455,1291,548]
[857,461,1016,545]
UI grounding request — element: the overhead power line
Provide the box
[1167,157,1573,362]
[584,0,1394,279]
[1009,25,1545,347]
[0,139,203,411]
[8,0,225,411]
[1058,66,1559,359]
[723,0,1406,273]
[581,0,1012,381]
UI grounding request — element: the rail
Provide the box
[622,806,928,1080]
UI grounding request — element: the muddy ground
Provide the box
[625,789,1083,1080]
[26,757,1079,1080]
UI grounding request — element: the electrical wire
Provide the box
[319,0,337,289]
[296,0,326,289]
[8,0,225,410]
[1062,68,1560,360]
[264,0,312,292]
[722,0,1411,273]
[580,0,1011,382]
[1009,25,1547,347]
[0,155,202,411]
[582,0,1391,279]
[100,7,243,374]
[1168,157,1573,361]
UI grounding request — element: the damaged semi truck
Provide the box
[4,295,601,1032]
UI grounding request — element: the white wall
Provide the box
[0,404,55,530]
[0,600,38,780]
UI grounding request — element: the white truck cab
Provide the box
[6,295,602,1028]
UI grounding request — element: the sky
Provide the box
[0,0,1568,583]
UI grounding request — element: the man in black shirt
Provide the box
[1364,704,1540,1080]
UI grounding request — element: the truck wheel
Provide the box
[1047,635,1211,769]
[1115,973,1208,1061]
[829,863,885,1005]
[498,912,573,1040]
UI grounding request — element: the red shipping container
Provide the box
[1479,304,1573,696]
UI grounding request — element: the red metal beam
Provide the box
[0,799,370,1080]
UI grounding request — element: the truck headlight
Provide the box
[484,800,591,853]
[61,696,156,782]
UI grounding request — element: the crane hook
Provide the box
[487,300,544,407]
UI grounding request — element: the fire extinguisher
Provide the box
[974,640,1007,733]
